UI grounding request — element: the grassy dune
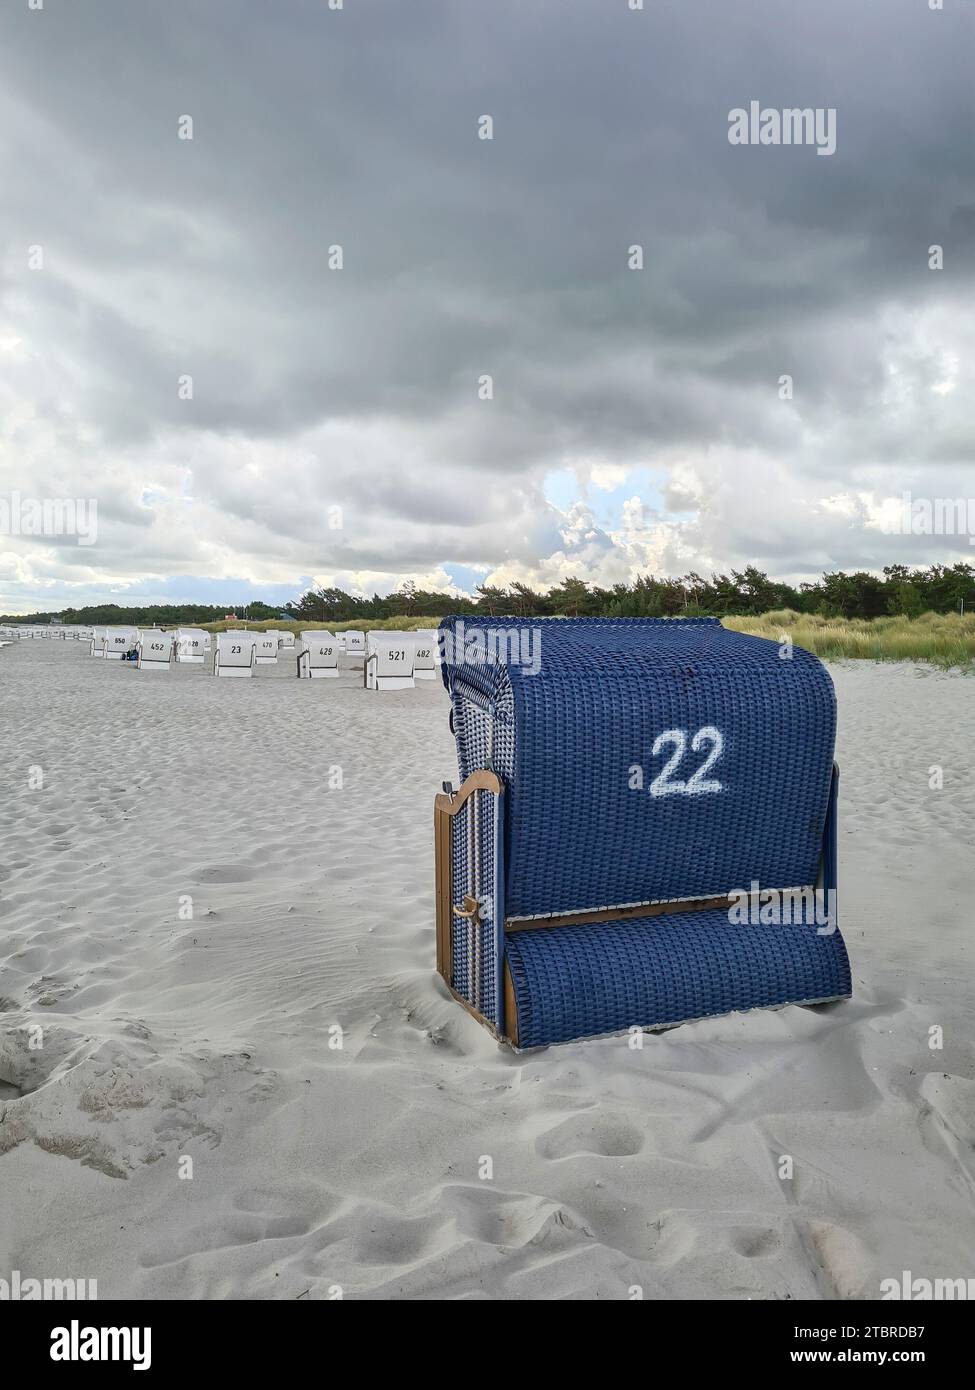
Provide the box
[725,609,975,671]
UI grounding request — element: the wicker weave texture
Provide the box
[440,617,836,920]
[506,908,852,1047]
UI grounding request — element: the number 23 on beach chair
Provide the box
[434,617,851,1048]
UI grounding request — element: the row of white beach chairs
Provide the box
[216,629,440,687]
[2,625,94,640]
[84,626,215,667]
[73,625,439,685]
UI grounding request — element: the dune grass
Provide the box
[724,609,975,671]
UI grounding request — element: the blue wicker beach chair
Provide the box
[434,617,850,1047]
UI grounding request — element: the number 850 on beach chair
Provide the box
[434,617,850,1048]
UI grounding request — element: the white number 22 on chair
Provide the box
[648,726,724,797]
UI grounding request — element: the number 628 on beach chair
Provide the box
[434,617,850,1048]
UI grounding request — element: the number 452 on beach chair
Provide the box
[434,617,851,1049]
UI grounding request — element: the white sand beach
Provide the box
[0,640,973,1300]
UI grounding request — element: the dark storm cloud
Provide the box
[1,0,974,607]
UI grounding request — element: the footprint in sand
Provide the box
[728,1224,781,1258]
[232,1181,341,1221]
[440,1183,594,1250]
[140,1214,313,1268]
[139,1185,342,1270]
[535,1112,645,1160]
[195,864,256,884]
[350,1212,448,1267]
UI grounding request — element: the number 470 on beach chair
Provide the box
[434,617,850,1049]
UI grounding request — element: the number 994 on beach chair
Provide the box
[434,617,850,1048]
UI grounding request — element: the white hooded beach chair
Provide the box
[412,629,440,680]
[136,630,173,670]
[296,631,340,678]
[102,627,139,660]
[364,631,416,690]
[277,631,295,650]
[214,631,256,678]
[254,632,280,665]
[173,628,211,663]
[344,630,365,659]
[89,627,107,656]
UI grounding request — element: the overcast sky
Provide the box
[2,0,973,612]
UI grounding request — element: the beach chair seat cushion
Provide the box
[505,907,851,1048]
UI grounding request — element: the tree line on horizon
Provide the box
[5,562,973,627]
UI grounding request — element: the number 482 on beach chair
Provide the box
[434,617,850,1049]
